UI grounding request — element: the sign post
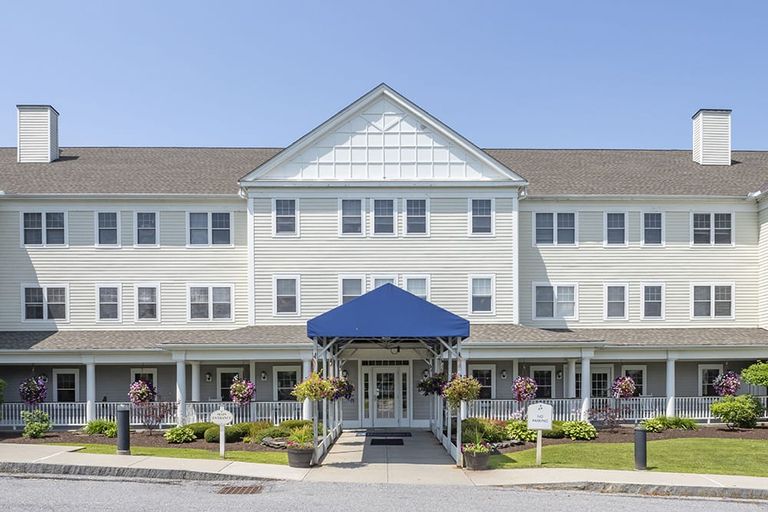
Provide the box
[210,407,234,459]
[526,403,553,466]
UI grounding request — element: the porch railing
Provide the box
[0,402,88,428]
[467,398,582,422]
[185,401,302,425]
[95,402,178,426]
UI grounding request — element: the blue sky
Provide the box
[2,1,766,149]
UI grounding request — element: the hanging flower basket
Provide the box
[19,375,47,405]
[442,375,481,409]
[328,377,354,401]
[229,377,255,404]
[611,375,636,399]
[511,376,537,403]
[417,374,447,396]
[713,371,741,397]
[128,379,157,404]
[292,372,333,402]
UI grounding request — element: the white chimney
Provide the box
[692,108,731,166]
[17,105,59,163]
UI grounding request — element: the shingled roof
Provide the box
[1,147,767,197]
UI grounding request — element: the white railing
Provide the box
[0,402,88,428]
[185,401,302,425]
[467,398,582,421]
[95,402,177,426]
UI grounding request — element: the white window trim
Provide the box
[468,364,496,399]
[689,211,735,247]
[531,282,579,321]
[217,367,244,401]
[133,211,160,248]
[272,274,301,317]
[338,274,366,305]
[640,282,665,320]
[603,282,629,321]
[403,274,431,301]
[94,211,122,248]
[338,198,365,237]
[272,198,300,238]
[20,283,70,323]
[134,283,161,322]
[403,197,430,237]
[130,367,158,392]
[19,210,69,248]
[468,198,495,237]
[603,211,628,247]
[690,282,736,320]
[640,211,665,247]
[370,274,398,290]
[186,283,235,322]
[698,364,723,397]
[186,211,234,248]
[575,364,615,397]
[533,211,578,247]
[370,197,398,237]
[468,274,496,316]
[621,365,648,396]
[272,365,301,401]
[52,369,80,403]
[95,283,122,323]
[530,365,556,398]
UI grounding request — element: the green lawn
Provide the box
[49,443,288,465]
[490,438,768,477]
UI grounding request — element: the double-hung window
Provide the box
[642,283,664,319]
[530,366,555,399]
[699,364,723,397]
[621,366,646,396]
[692,284,733,318]
[604,283,628,320]
[404,275,429,300]
[96,212,120,247]
[23,285,67,321]
[340,276,364,304]
[534,283,576,320]
[274,199,297,236]
[274,276,299,315]
[274,367,301,401]
[188,212,231,246]
[53,369,79,402]
[22,212,66,246]
[405,198,428,235]
[693,213,732,245]
[470,199,493,235]
[372,199,396,235]
[604,212,626,245]
[642,212,663,245]
[136,285,159,321]
[372,275,396,289]
[135,212,158,246]
[535,212,576,245]
[469,365,495,399]
[340,199,363,235]
[470,275,494,314]
[97,284,121,321]
[189,285,233,321]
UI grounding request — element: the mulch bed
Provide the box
[0,430,282,453]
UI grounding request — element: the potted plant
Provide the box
[442,375,481,409]
[128,379,157,404]
[713,371,741,397]
[463,437,492,470]
[229,377,255,404]
[19,375,47,405]
[417,373,447,396]
[292,372,333,402]
[327,376,354,401]
[286,425,315,468]
[511,376,537,403]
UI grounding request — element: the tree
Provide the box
[741,362,768,388]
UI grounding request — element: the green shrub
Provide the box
[461,418,508,443]
[505,420,537,442]
[561,421,597,440]
[711,394,763,429]
[642,417,666,433]
[84,419,117,437]
[204,425,246,443]
[641,416,698,433]
[542,420,565,439]
[164,426,196,444]
[21,409,52,439]
[279,419,312,430]
[186,422,216,439]
[742,362,768,388]
[251,425,292,442]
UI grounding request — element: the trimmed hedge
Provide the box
[542,420,565,439]
[186,422,216,439]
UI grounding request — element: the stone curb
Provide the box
[0,462,263,482]
[513,481,768,500]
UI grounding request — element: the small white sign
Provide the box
[527,403,553,431]
[210,408,234,426]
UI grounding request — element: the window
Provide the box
[188,285,233,321]
[97,285,121,321]
[531,366,555,399]
[372,199,396,235]
[469,365,495,399]
[533,283,577,319]
[405,198,428,235]
[642,283,664,319]
[692,284,733,318]
[622,365,646,396]
[642,212,663,245]
[699,364,723,397]
[22,211,66,246]
[130,368,157,395]
[693,213,732,245]
[188,212,231,246]
[217,368,242,402]
[604,284,627,320]
[340,199,363,235]
[372,275,396,288]
[96,212,120,246]
[576,365,614,398]
[470,199,493,235]
[274,199,297,235]
[23,285,67,321]
[135,284,159,321]
[470,275,494,314]
[604,212,626,245]
[135,212,158,246]
[273,366,300,401]
[274,276,299,315]
[53,369,79,402]
[340,276,364,304]
[404,275,429,300]
[535,212,576,245]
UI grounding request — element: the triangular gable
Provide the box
[241,84,527,184]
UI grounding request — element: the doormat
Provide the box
[370,438,404,446]
[358,432,413,437]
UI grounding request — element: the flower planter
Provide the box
[287,447,314,468]
[463,452,490,470]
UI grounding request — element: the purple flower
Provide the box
[713,371,741,396]
[128,379,157,404]
[19,375,47,405]
[512,376,537,402]
[229,377,255,404]
[611,376,636,399]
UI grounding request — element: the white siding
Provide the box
[692,110,731,166]
[759,205,768,328]
[17,106,58,163]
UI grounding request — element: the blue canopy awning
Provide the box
[307,283,469,340]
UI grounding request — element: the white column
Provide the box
[512,359,519,380]
[666,357,676,417]
[190,362,200,403]
[567,358,577,398]
[580,353,591,420]
[302,358,312,421]
[86,363,96,422]
[458,348,467,420]
[176,361,186,425]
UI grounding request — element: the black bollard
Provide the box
[116,405,131,455]
[634,424,647,470]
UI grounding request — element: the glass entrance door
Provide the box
[374,370,397,427]
[363,365,410,428]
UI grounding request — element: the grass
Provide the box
[49,442,288,465]
[490,438,768,477]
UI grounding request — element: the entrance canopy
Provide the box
[307,284,469,340]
